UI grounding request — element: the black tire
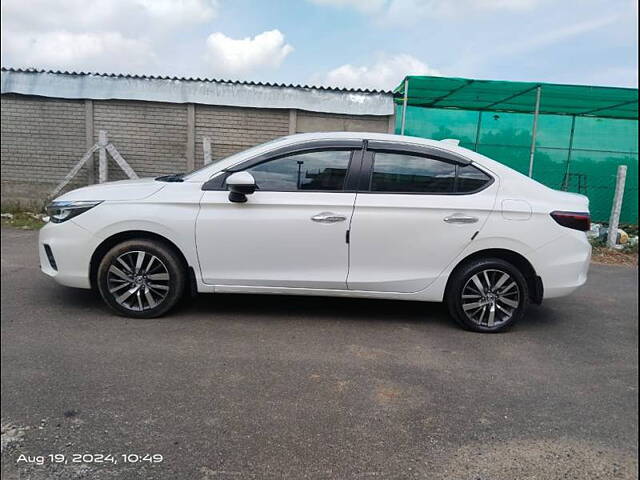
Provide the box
[446,257,529,333]
[97,239,186,318]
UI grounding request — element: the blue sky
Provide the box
[1,0,637,90]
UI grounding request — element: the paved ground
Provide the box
[1,226,638,479]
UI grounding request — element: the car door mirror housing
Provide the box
[226,171,256,203]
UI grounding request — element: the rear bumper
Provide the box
[530,231,591,299]
[38,220,94,289]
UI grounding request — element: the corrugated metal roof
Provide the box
[0,67,394,116]
[1,66,392,94]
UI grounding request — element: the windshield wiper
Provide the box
[155,173,185,182]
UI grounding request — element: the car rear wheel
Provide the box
[97,239,185,318]
[446,258,529,332]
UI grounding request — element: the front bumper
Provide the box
[38,220,94,289]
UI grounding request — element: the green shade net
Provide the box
[394,76,638,119]
[394,76,639,223]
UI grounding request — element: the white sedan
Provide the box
[39,132,591,332]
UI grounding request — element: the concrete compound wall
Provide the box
[194,104,291,167]
[1,95,88,205]
[0,93,393,207]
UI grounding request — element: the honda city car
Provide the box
[39,132,591,332]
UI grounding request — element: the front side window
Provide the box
[371,152,456,193]
[245,150,353,191]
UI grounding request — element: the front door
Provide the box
[347,148,498,293]
[196,148,360,288]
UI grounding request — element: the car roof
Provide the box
[247,131,488,163]
[186,131,517,182]
[283,131,444,146]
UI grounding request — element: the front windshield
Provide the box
[182,137,285,180]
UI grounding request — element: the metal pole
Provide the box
[474,111,483,151]
[562,115,576,191]
[528,85,542,178]
[607,165,627,249]
[400,78,409,135]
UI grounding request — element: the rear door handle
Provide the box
[311,212,347,223]
[444,214,478,224]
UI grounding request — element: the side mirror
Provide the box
[226,171,256,203]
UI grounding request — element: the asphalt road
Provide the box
[1,226,638,479]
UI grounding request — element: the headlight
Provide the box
[45,200,103,223]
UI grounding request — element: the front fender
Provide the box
[72,201,201,272]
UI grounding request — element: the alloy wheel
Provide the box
[106,250,171,312]
[461,268,521,328]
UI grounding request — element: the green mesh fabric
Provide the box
[394,76,639,223]
[394,76,638,119]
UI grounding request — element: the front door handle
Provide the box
[444,214,479,224]
[311,212,347,223]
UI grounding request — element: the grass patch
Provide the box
[0,211,46,230]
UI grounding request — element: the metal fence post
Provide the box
[474,110,482,151]
[98,130,108,183]
[528,85,542,178]
[562,115,576,191]
[400,78,409,135]
[607,165,627,249]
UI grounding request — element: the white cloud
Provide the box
[204,30,294,76]
[1,0,123,32]
[136,0,219,27]
[316,54,440,91]
[1,0,218,72]
[1,0,218,31]
[2,31,155,72]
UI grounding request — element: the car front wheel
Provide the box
[446,258,529,332]
[97,239,185,318]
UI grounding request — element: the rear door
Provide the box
[196,142,363,289]
[347,142,498,293]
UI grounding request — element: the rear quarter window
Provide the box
[456,164,492,193]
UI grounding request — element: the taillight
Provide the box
[550,211,591,231]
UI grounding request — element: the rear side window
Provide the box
[371,153,456,193]
[456,164,492,193]
[369,152,492,194]
[246,150,352,191]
